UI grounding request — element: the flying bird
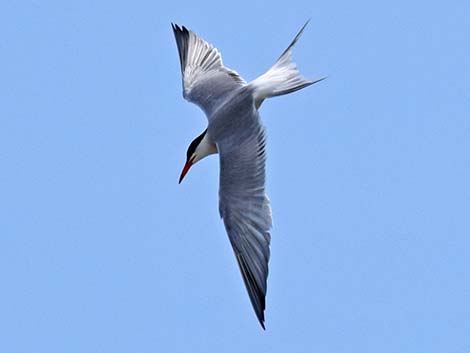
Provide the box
[172,21,324,329]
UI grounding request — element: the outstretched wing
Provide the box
[172,24,246,116]
[216,105,272,329]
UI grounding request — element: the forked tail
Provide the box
[249,20,326,108]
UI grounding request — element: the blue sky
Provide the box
[1,0,469,352]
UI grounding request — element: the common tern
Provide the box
[172,21,324,329]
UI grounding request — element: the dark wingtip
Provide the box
[235,253,268,330]
[181,25,190,37]
[172,23,188,73]
[172,23,182,34]
[257,307,266,330]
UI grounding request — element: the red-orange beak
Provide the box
[179,157,194,184]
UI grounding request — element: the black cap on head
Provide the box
[186,129,207,161]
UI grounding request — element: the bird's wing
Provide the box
[216,107,272,329]
[172,24,246,117]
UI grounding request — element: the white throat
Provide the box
[193,132,217,164]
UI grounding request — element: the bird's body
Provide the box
[172,22,324,329]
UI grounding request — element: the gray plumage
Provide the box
[172,22,324,329]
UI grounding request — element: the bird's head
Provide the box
[179,129,217,183]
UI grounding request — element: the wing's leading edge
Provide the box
[172,24,246,117]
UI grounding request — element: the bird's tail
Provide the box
[249,20,325,108]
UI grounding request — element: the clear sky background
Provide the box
[1,0,469,352]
